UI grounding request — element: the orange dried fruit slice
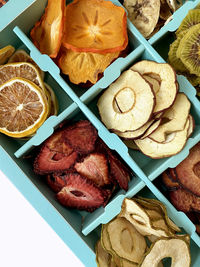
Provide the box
[0,77,48,138]
[8,49,45,80]
[58,47,119,84]
[30,0,65,58]
[62,0,128,53]
[0,45,15,64]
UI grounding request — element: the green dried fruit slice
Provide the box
[96,240,111,267]
[107,217,146,263]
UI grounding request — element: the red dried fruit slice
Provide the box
[56,173,105,211]
[162,171,180,191]
[74,153,109,186]
[46,173,68,192]
[169,168,178,181]
[34,146,78,174]
[175,143,200,196]
[107,151,131,191]
[62,0,128,53]
[169,188,200,213]
[64,120,98,154]
[30,0,65,58]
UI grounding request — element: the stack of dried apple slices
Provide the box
[97,60,194,159]
[96,197,191,267]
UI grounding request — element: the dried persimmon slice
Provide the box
[30,0,65,58]
[62,0,128,53]
[58,47,119,84]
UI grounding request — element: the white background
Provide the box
[0,171,84,267]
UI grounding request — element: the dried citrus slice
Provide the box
[44,83,58,116]
[0,45,15,64]
[62,0,128,53]
[0,62,45,91]
[0,77,48,138]
[8,49,45,80]
[30,0,65,58]
[58,48,119,84]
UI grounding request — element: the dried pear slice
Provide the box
[145,209,163,221]
[130,61,178,114]
[177,24,200,76]
[123,0,160,38]
[107,217,146,263]
[152,219,174,236]
[149,93,191,143]
[140,119,161,139]
[96,240,111,267]
[123,140,140,150]
[147,235,158,243]
[135,118,190,158]
[121,259,138,267]
[139,237,191,267]
[176,9,200,37]
[97,70,155,132]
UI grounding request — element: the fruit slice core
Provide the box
[114,87,135,113]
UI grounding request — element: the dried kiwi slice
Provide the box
[177,24,200,76]
[139,237,191,267]
[176,9,200,37]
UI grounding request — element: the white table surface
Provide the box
[0,170,85,267]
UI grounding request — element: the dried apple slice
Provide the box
[135,118,190,159]
[123,0,160,38]
[30,0,65,58]
[130,61,178,114]
[58,47,119,84]
[140,119,161,139]
[149,93,191,143]
[175,142,200,196]
[63,0,128,53]
[187,115,195,138]
[140,237,191,267]
[97,70,155,132]
[143,74,160,95]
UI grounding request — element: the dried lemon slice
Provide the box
[44,82,58,116]
[0,77,48,138]
[0,45,15,65]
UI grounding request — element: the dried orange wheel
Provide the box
[59,48,119,84]
[0,77,48,138]
[63,0,128,53]
[8,49,45,80]
[0,45,15,64]
[44,83,59,116]
[30,0,65,58]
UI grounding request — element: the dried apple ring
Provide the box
[30,0,65,58]
[62,0,128,53]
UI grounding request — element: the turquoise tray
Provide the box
[0,0,200,266]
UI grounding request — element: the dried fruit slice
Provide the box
[123,0,160,38]
[121,259,138,267]
[187,115,195,138]
[140,119,161,140]
[96,240,111,267]
[140,237,191,267]
[166,0,182,12]
[130,61,178,114]
[74,153,109,186]
[143,74,160,95]
[58,47,119,84]
[0,45,15,64]
[64,120,98,154]
[34,146,78,174]
[0,77,48,138]
[63,0,128,53]
[0,62,45,91]
[123,140,139,150]
[160,0,172,21]
[44,83,59,116]
[135,118,190,159]
[30,0,65,58]
[46,173,68,193]
[175,142,200,196]
[56,173,105,211]
[177,24,200,76]
[149,93,191,143]
[98,70,155,132]
[169,188,200,213]
[161,171,180,191]
[107,217,146,263]
[8,49,45,80]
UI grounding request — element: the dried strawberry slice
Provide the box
[169,188,200,213]
[64,120,98,154]
[175,142,200,196]
[74,152,110,186]
[107,151,131,191]
[46,173,68,193]
[56,173,105,211]
[34,146,78,174]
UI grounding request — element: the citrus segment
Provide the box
[30,0,65,58]
[62,0,128,53]
[0,77,48,138]
[59,47,119,84]
[8,49,45,80]
[0,45,15,64]
[45,83,59,116]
